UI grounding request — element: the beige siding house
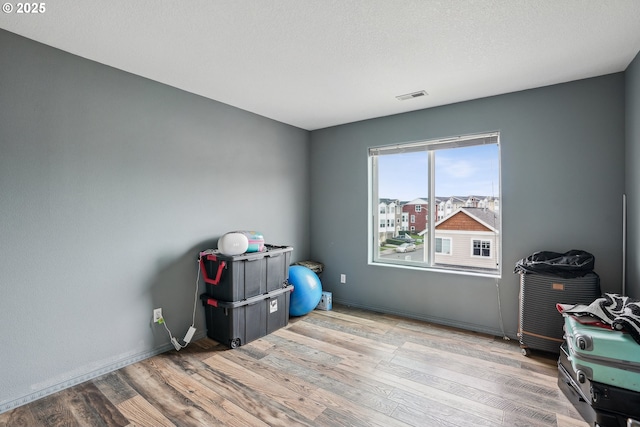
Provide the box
[434,207,500,271]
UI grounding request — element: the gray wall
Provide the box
[626,51,640,298]
[0,29,309,411]
[310,74,626,336]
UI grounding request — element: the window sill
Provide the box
[368,259,502,279]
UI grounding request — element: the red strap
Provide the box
[570,314,614,330]
[206,298,219,307]
[199,255,226,285]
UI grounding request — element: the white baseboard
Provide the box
[0,330,207,414]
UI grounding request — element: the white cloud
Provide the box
[437,156,477,179]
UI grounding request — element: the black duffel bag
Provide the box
[514,249,595,278]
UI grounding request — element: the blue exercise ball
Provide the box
[288,265,322,316]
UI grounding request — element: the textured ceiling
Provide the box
[1,1,640,130]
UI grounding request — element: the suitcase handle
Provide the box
[199,255,226,285]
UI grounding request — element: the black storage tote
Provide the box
[200,285,292,349]
[199,245,292,301]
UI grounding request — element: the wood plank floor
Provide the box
[0,304,588,427]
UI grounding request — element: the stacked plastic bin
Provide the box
[198,245,293,348]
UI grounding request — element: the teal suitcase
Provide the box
[563,314,640,392]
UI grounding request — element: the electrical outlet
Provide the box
[340,274,346,284]
[153,308,163,323]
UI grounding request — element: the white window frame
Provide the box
[435,237,452,255]
[368,131,501,277]
[472,239,492,258]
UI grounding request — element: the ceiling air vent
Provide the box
[396,90,428,101]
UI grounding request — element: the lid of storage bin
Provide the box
[200,285,293,308]
[200,245,292,261]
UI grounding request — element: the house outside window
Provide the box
[369,132,500,276]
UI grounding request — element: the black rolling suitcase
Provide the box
[558,343,640,427]
[514,250,600,355]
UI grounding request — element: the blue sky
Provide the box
[378,144,500,201]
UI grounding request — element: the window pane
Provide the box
[482,241,491,257]
[434,144,499,273]
[473,240,481,256]
[375,151,428,263]
[443,238,451,254]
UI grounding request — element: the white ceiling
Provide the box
[1,1,640,130]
